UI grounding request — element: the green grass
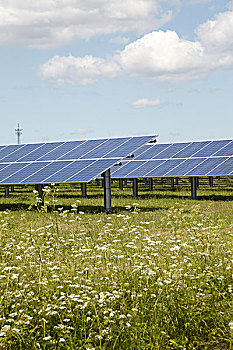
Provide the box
[0,177,232,349]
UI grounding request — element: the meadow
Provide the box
[0,176,232,349]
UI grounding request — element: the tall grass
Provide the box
[0,178,232,349]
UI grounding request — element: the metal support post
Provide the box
[196,177,199,189]
[96,179,100,186]
[209,176,213,187]
[149,178,153,191]
[144,178,148,185]
[191,177,197,199]
[171,177,174,188]
[81,183,87,197]
[133,178,138,198]
[11,185,14,192]
[124,179,127,186]
[217,176,220,181]
[103,169,111,213]
[119,179,123,191]
[102,179,104,188]
[176,177,179,185]
[161,178,164,183]
[36,184,44,209]
[5,186,9,197]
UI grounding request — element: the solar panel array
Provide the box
[111,139,233,179]
[0,136,154,185]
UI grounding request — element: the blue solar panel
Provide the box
[111,161,144,178]
[212,141,233,157]
[0,144,24,161]
[38,141,84,161]
[19,142,64,162]
[207,157,233,176]
[3,162,50,184]
[193,140,232,158]
[133,144,154,159]
[2,143,44,162]
[66,159,118,182]
[0,162,28,183]
[19,161,72,184]
[153,143,191,159]
[135,143,171,160]
[186,157,228,176]
[102,136,153,158]
[59,139,107,160]
[81,138,129,159]
[114,160,165,178]
[43,160,95,183]
[145,159,185,177]
[165,158,206,177]
[172,141,211,158]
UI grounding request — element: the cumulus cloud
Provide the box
[131,98,162,108]
[0,0,172,48]
[39,9,233,84]
[39,55,120,85]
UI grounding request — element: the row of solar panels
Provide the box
[0,136,154,184]
[0,136,151,163]
[110,139,233,178]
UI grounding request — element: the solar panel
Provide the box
[19,142,65,162]
[207,157,233,176]
[112,139,233,179]
[193,140,232,158]
[153,143,191,159]
[0,135,154,185]
[212,141,233,157]
[135,143,170,160]
[185,157,228,176]
[171,141,211,158]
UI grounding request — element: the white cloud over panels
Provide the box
[131,98,162,108]
[39,10,233,84]
[0,0,172,48]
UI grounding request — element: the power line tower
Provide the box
[15,123,23,144]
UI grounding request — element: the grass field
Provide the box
[0,177,232,349]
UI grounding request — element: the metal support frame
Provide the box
[102,179,104,188]
[96,179,100,186]
[124,179,127,186]
[217,176,220,181]
[11,185,14,192]
[171,177,174,188]
[149,178,153,191]
[81,183,87,197]
[161,177,164,183]
[103,169,111,213]
[5,186,9,197]
[209,176,213,187]
[144,178,148,185]
[119,179,123,191]
[191,177,198,199]
[176,177,179,185]
[133,178,138,198]
[36,184,44,209]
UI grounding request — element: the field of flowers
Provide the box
[0,178,233,349]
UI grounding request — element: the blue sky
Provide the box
[0,0,233,145]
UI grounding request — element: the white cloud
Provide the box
[131,98,162,108]
[0,0,172,48]
[39,55,120,86]
[197,11,233,53]
[39,9,233,84]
